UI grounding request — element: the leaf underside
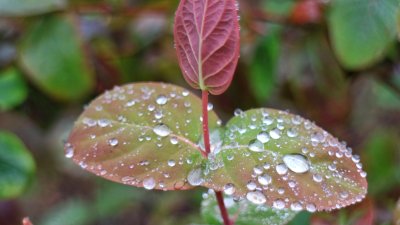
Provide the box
[174,0,240,95]
[67,83,367,212]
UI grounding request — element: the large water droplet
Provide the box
[257,132,270,143]
[153,124,171,137]
[246,181,257,191]
[65,146,74,158]
[187,168,203,186]
[223,183,236,195]
[273,199,285,209]
[290,202,303,211]
[306,203,316,212]
[258,174,272,186]
[269,129,281,139]
[248,139,264,152]
[246,191,266,205]
[143,177,156,190]
[283,154,310,173]
[108,138,119,147]
[168,160,176,167]
[313,174,323,183]
[276,163,288,175]
[98,119,111,127]
[156,95,168,105]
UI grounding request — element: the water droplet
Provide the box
[65,146,74,158]
[290,202,303,211]
[143,177,156,190]
[306,203,316,212]
[257,132,270,143]
[273,199,285,209]
[246,181,257,191]
[246,191,266,205]
[167,160,176,167]
[98,119,111,127]
[248,139,264,152]
[234,108,243,117]
[170,137,178,145]
[276,164,288,175]
[108,138,119,147]
[187,168,203,186]
[313,174,323,183]
[156,95,168,105]
[258,174,272,185]
[287,128,298,138]
[340,191,349,199]
[269,129,281,139]
[153,124,171,137]
[182,90,189,96]
[207,103,213,111]
[223,183,236,195]
[283,154,310,173]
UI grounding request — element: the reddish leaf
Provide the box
[22,217,33,225]
[174,0,240,95]
[290,0,322,25]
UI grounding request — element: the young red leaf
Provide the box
[174,0,240,95]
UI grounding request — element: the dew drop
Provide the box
[287,128,298,138]
[143,177,156,190]
[187,168,203,186]
[283,154,310,173]
[98,119,111,127]
[170,137,178,145]
[223,183,236,195]
[168,160,176,167]
[273,199,285,209]
[257,132,270,143]
[156,95,168,105]
[153,124,171,137]
[108,138,119,147]
[246,181,257,191]
[306,203,316,212]
[276,163,288,175]
[207,103,213,111]
[246,191,266,205]
[65,146,74,158]
[258,174,272,186]
[313,174,323,183]
[248,139,264,152]
[290,202,303,211]
[269,129,281,139]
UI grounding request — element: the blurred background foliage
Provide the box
[0,0,400,224]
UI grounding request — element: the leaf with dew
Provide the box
[66,83,220,191]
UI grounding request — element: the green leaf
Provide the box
[328,0,400,69]
[204,108,367,212]
[66,83,220,191]
[0,131,35,199]
[19,15,94,101]
[0,68,27,111]
[0,0,66,17]
[249,26,281,103]
[201,191,297,225]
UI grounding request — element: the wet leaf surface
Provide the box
[201,190,297,225]
[67,83,220,191]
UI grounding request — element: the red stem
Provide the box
[201,90,232,225]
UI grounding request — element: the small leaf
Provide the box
[174,0,240,95]
[204,109,367,211]
[0,68,27,111]
[0,131,35,199]
[66,83,220,191]
[0,0,65,17]
[328,0,400,69]
[201,190,297,225]
[19,15,94,101]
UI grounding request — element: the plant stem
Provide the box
[201,90,232,225]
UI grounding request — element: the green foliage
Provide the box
[0,131,35,199]
[0,0,66,16]
[201,192,297,225]
[0,68,27,111]
[328,0,400,69]
[19,15,94,101]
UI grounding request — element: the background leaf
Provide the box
[0,130,35,199]
[174,0,240,95]
[0,68,27,111]
[328,0,400,69]
[0,0,66,17]
[67,83,220,191]
[201,190,297,225]
[19,15,94,101]
[204,108,367,211]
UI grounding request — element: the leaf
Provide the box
[19,15,95,101]
[328,0,400,69]
[66,83,220,191]
[249,26,281,103]
[174,0,240,95]
[204,108,367,212]
[201,191,297,225]
[0,68,27,111]
[0,130,35,199]
[0,0,65,17]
